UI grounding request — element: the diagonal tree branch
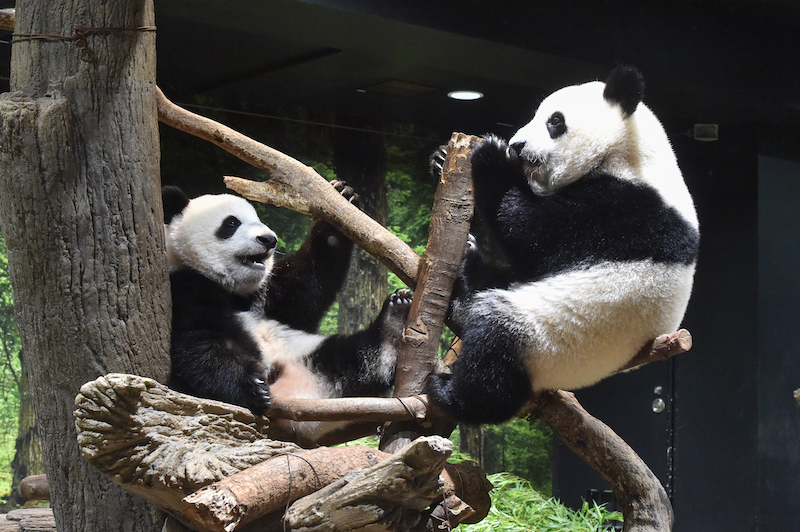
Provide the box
[156,88,420,287]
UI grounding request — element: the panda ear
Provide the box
[603,65,645,118]
[162,186,190,224]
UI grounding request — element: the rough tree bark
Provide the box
[527,391,674,532]
[379,133,476,455]
[0,1,170,531]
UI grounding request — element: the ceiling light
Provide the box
[448,90,484,101]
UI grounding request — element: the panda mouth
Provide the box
[520,159,551,195]
[239,252,270,268]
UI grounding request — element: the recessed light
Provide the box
[448,90,484,101]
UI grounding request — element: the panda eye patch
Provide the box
[215,215,242,240]
[546,112,567,139]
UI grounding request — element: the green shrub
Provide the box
[462,472,623,532]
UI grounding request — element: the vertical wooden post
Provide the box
[380,133,477,453]
[0,1,169,530]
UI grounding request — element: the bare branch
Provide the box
[392,133,477,398]
[268,395,432,422]
[526,391,673,532]
[181,444,390,532]
[618,329,692,372]
[379,133,476,455]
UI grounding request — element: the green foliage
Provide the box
[385,139,436,253]
[483,419,553,495]
[0,233,21,497]
[462,473,623,532]
[450,418,553,496]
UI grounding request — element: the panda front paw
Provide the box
[331,179,363,210]
[239,373,272,417]
[460,234,483,278]
[378,288,413,336]
[429,145,448,182]
[471,134,517,171]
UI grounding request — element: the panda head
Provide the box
[162,186,278,296]
[509,65,677,197]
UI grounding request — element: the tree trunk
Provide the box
[459,423,484,466]
[5,350,44,509]
[0,1,170,531]
[333,116,388,334]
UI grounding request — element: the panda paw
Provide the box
[429,144,448,182]
[379,288,413,333]
[331,179,363,210]
[460,234,483,275]
[464,233,479,257]
[239,374,272,417]
[471,134,517,171]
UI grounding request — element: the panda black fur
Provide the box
[427,66,700,424]
[163,184,411,441]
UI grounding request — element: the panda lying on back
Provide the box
[427,66,700,424]
[163,183,411,441]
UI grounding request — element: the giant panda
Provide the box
[163,183,411,441]
[426,65,700,425]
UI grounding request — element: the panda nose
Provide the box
[510,141,526,156]
[257,233,277,251]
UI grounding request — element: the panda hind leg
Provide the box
[426,316,532,425]
[308,289,412,397]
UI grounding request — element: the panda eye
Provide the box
[546,112,567,139]
[215,215,242,240]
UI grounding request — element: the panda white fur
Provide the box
[426,66,700,424]
[163,184,411,441]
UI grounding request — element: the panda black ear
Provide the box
[162,186,190,224]
[603,65,644,118]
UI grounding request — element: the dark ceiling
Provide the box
[154,0,800,139]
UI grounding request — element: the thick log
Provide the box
[155,88,420,288]
[75,374,492,531]
[74,374,301,525]
[283,437,451,532]
[2,2,169,530]
[182,445,385,532]
[19,475,49,501]
[0,509,56,532]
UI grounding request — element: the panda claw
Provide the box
[429,145,448,181]
[331,180,363,210]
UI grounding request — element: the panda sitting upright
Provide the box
[427,66,700,424]
[163,183,411,441]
